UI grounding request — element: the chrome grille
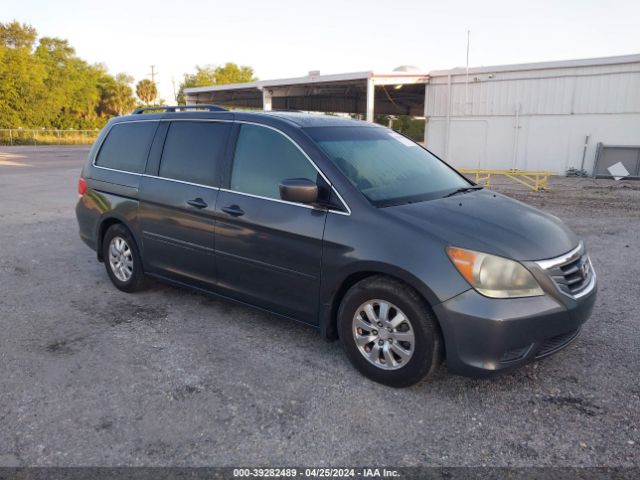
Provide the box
[551,254,592,296]
[536,242,596,299]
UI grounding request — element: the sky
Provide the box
[4,0,640,102]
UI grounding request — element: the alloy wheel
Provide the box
[352,299,415,370]
[108,236,134,282]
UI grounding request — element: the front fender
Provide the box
[318,211,471,339]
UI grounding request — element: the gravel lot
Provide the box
[0,146,638,467]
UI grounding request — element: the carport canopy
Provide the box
[183,70,429,121]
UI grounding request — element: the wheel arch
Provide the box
[321,265,444,345]
[95,214,139,262]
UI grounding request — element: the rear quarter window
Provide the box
[95,122,158,173]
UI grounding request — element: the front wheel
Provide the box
[338,276,442,387]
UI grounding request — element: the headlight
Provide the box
[447,246,544,298]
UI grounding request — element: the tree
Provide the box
[35,37,102,128]
[0,22,48,128]
[136,79,157,105]
[97,72,136,116]
[214,62,256,84]
[0,21,37,49]
[0,21,138,129]
[177,63,256,104]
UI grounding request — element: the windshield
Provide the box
[306,126,471,207]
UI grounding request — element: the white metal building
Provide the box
[185,54,640,175]
[425,54,640,174]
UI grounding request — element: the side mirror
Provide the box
[279,178,318,204]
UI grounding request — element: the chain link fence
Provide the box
[0,129,100,146]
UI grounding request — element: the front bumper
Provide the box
[433,278,597,377]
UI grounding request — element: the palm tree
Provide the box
[136,79,157,105]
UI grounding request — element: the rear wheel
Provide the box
[102,223,146,293]
[338,276,442,387]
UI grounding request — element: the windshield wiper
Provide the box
[443,185,483,198]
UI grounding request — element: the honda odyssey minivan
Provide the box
[76,106,597,387]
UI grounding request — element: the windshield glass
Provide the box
[306,126,470,207]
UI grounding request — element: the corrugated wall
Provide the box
[425,58,640,174]
[426,62,640,116]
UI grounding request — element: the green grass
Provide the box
[0,130,99,146]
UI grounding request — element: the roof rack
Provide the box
[132,105,228,114]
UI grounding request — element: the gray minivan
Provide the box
[76,106,597,387]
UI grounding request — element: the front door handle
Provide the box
[221,205,245,217]
[187,198,208,209]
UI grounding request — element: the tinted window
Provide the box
[159,121,230,186]
[306,126,470,207]
[95,122,157,173]
[230,124,318,200]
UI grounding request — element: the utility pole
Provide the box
[171,77,177,102]
[149,66,159,104]
[149,65,158,83]
[465,30,470,115]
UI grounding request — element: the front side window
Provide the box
[95,122,158,173]
[230,124,318,200]
[306,126,470,207]
[159,121,230,186]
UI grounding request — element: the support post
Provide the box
[444,74,452,159]
[365,78,375,122]
[263,89,272,111]
[423,83,429,145]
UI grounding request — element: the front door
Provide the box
[214,123,327,323]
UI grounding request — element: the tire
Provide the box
[102,223,146,293]
[338,276,442,387]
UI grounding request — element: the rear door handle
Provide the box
[187,198,208,209]
[221,205,245,217]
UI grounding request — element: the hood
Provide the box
[386,189,578,261]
